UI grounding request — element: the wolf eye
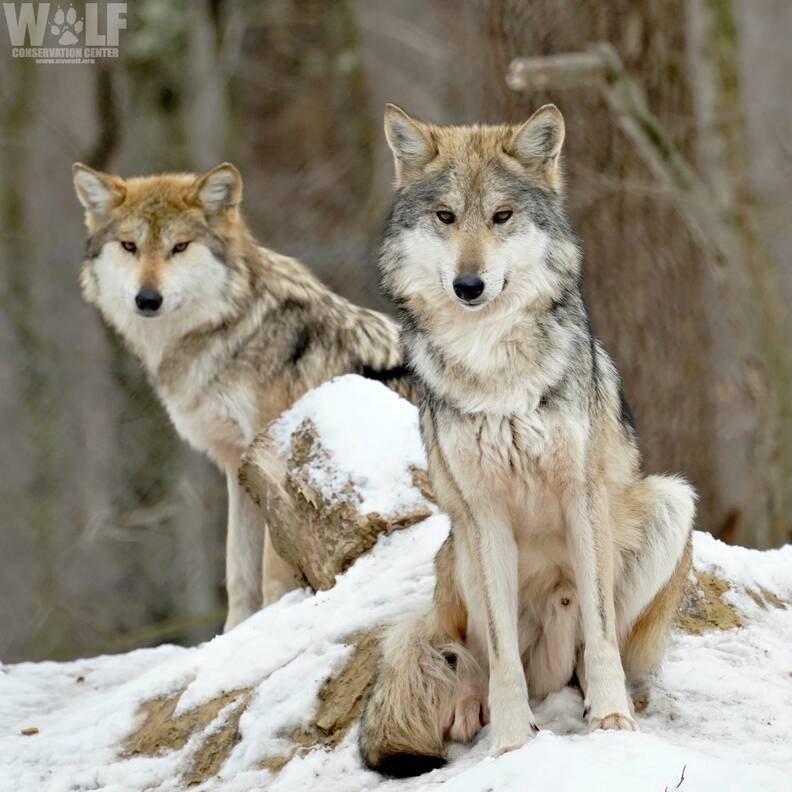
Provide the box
[172,241,190,254]
[493,210,513,224]
[120,241,137,253]
[436,210,455,225]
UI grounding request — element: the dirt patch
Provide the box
[122,687,250,786]
[744,584,788,610]
[744,587,766,610]
[123,633,380,787]
[676,570,742,634]
[757,585,787,610]
[260,753,294,773]
[312,629,382,741]
[184,691,252,785]
[261,630,382,773]
[410,466,436,503]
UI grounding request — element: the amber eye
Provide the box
[120,241,137,253]
[436,209,455,225]
[493,209,513,224]
[172,241,190,255]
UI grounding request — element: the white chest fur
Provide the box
[435,403,584,558]
[162,379,257,463]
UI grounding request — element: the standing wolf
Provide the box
[359,104,696,776]
[72,162,411,631]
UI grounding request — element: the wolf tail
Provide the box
[340,303,421,404]
[360,362,421,404]
[359,610,475,777]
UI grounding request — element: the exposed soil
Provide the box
[122,687,250,786]
[121,631,381,784]
[261,630,381,773]
[676,571,743,634]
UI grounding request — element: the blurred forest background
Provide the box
[1,0,791,663]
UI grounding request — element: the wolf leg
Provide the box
[224,471,264,631]
[616,475,695,684]
[455,504,538,754]
[261,528,302,606]
[566,480,636,732]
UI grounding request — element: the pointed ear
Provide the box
[72,163,125,226]
[509,104,565,189]
[192,162,242,215]
[384,104,436,182]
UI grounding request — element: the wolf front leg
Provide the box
[455,504,538,754]
[224,470,265,631]
[566,479,637,731]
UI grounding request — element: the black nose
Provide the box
[452,273,485,303]
[135,286,163,316]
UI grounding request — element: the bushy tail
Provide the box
[359,610,476,777]
[623,538,692,682]
[620,475,696,682]
[344,303,422,405]
[360,362,421,405]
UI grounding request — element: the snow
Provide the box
[2,376,791,792]
[270,374,428,516]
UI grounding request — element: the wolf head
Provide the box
[73,162,256,341]
[380,104,578,317]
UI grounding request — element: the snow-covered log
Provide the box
[239,376,434,590]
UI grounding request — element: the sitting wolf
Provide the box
[72,162,412,631]
[359,104,695,776]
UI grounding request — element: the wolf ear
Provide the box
[509,104,565,189]
[72,163,125,225]
[192,163,242,215]
[384,104,436,182]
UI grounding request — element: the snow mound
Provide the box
[2,377,791,792]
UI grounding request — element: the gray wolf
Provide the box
[72,162,413,631]
[359,104,696,776]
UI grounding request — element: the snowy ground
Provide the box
[2,377,791,792]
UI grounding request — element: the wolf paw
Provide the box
[590,712,638,732]
[50,6,84,46]
[445,696,488,743]
[490,721,538,756]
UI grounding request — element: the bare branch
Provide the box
[506,42,735,266]
[507,50,607,91]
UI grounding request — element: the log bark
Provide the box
[240,419,433,591]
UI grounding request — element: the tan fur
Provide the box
[73,162,415,630]
[622,538,693,682]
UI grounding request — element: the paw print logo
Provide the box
[50,6,84,46]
